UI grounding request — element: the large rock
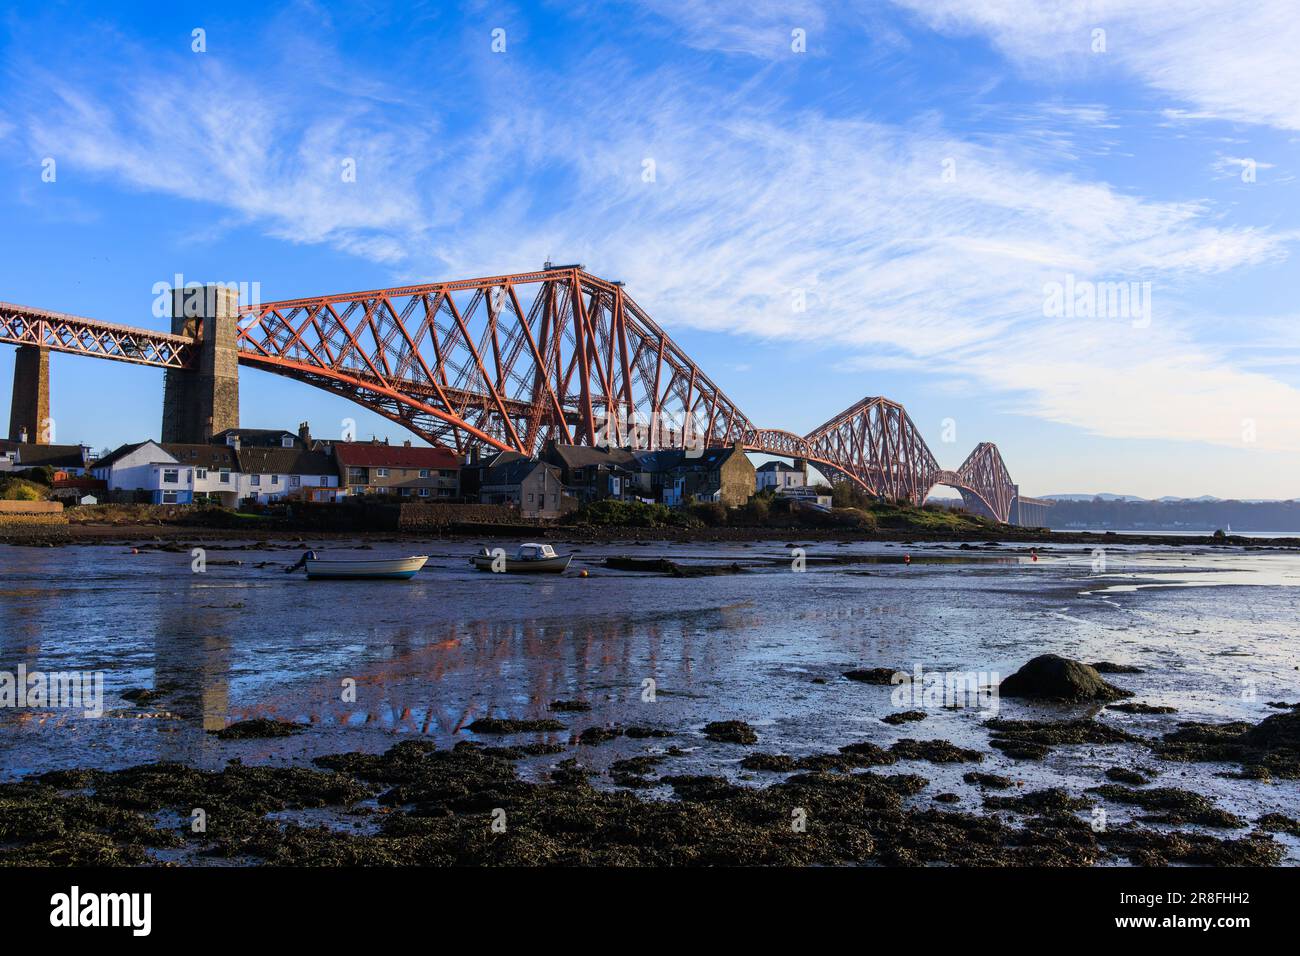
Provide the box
[1242,710,1300,752]
[998,654,1133,703]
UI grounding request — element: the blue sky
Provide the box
[1,0,1297,498]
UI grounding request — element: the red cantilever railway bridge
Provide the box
[1,267,1051,524]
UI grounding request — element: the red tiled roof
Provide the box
[333,443,459,469]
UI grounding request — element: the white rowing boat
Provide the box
[292,552,429,580]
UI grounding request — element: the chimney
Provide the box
[403,439,411,447]
[298,421,311,445]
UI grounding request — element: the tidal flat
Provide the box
[2,539,1297,866]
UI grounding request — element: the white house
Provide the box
[91,441,241,506]
[235,446,340,504]
[756,460,807,492]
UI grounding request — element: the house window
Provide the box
[418,488,429,497]
[375,487,387,495]
[349,468,365,481]
[281,437,294,448]
[351,486,365,495]
[220,470,230,483]
[290,476,301,488]
[161,491,179,504]
[400,488,411,496]
[375,468,389,478]
[271,475,280,485]
[528,492,535,502]
[162,469,179,484]
[196,468,207,480]
[251,475,261,486]
[419,469,430,478]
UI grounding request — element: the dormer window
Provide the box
[281,437,293,448]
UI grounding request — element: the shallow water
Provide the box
[2,538,1298,862]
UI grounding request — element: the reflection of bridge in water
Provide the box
[2,267,1051,524]
[221,610,756,735]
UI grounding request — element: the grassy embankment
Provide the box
[0,465,55,501]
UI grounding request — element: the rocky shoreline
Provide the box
[4,660,1296,867]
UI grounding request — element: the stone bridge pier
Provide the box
[161,285,240,444]
[8,344,50,443]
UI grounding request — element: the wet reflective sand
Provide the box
[2,538,1297,862]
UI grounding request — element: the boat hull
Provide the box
[469,554,572,574]
[305,555,429,580]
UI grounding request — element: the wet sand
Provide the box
[1,539,1298,865]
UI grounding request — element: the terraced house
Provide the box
[236,446,340,505]
[334,440,460,499]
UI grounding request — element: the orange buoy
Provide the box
[580,569,589,577]
[903,554,911,565]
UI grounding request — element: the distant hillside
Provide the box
[1044,497,1300,533]
[1044,493,1146,502]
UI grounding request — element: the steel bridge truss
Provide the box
[1,269,1042,523]
[235,269,753,456]
[0,302,193,368]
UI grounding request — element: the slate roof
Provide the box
[0,441,90,469]
[482,459,558,487]
[543,442,637,470]
[236,446,336,476]
[160,444,240,470]
[632,445,742,473]
[211,428,300,448]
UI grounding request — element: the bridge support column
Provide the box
[9,345,50,444]
[161,285,240,444]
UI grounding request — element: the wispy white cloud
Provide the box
[892,0,1300,131]
[1210,154,1275,181]
[634,0,828,58]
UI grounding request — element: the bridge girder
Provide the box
[2,270,1043,524]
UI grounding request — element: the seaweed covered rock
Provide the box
[1155,712,1300,780]
[998,655,1133,703]
[702,721,758,745]
[1241,709,1300,752]
[985,718,1139,761]
[843,668,901,685]
[211,718,304,740]
[466,717,565,734]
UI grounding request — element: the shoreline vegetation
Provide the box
[1,496,1297,549]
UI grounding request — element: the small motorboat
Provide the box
[470,542,573,574]
[287,550,429,580]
